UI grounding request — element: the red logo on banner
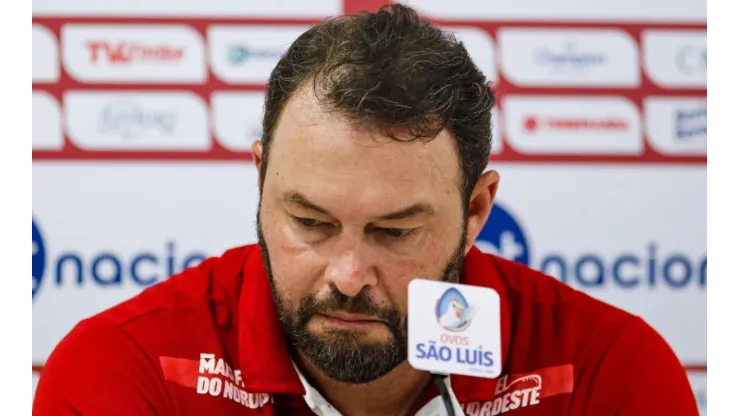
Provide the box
[461,364,574,415]
[87,41,184,64]
[524,116,629,133]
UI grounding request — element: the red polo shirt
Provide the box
[33,245,699,415]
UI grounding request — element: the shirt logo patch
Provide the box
[462,364,574,415]
[159,353,272,410]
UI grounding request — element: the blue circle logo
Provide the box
[435,287,474,332]
[475,203,530,266]
[32,219,46,299]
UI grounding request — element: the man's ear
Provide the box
[252,141,264,188]
[464,170,500,255]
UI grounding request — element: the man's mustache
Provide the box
[298,289,399,326]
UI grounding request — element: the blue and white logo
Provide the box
[31,217,209,300]
[675,106,707,141]
[435,287,475,332]
[534,42,607,72]
[227,45,284,64]
[475,203,706,290]
[98,100,177,139]
[32,219,46,298]
[475,203,530,265]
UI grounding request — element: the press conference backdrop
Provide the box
[32,0,707,412]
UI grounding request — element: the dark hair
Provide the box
[260,3,494,201]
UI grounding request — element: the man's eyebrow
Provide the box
[283,191,331,216]
[282,191,434,221]
[375,203,435,221]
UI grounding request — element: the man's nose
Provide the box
[324,243,378,297]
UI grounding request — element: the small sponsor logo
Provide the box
[62,24,205,83]
[503,96,642,155]
[65,92,210,151]
[227,45,283,64]
[675,45,706,76]
[645,97,706,155]
[523,116,629,133]
[499,29,639,87]
[533,42,607,72]
[208,26,309,84]
[87,41,184,64]
[643,30,706,88]
[675,106,707,140]
[98,100,178,139]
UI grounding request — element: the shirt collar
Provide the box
[237,245,511,403]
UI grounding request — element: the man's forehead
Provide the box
[267,88,461,194]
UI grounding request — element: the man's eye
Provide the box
[382,228,414,238]
[296,217,324,227]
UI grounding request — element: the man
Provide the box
[34,4,699,416]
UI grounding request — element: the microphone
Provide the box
[407,278,503,416]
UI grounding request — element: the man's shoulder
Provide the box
[483,252,634,323]
[478,251,648,360]
[475,252,695,413]
[90,244,259,329]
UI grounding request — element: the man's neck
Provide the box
[294,353,430,416]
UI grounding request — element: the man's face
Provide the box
[256,87,468,384]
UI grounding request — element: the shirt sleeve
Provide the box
[586,316,700,416]
[33,317,174,416]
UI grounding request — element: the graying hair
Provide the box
[260,3,495,200]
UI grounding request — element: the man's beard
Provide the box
[256,210,467,384]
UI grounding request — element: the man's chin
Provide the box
[290,330,406,384]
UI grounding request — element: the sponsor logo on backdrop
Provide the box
[675,106,707,140]
[65,92,210,150]
[474,204,706,290]
[98,100,178,139]
[644,97,706,155]
[227,44,283,64]
[503,96,642,155]
[87,41,184,64]
[32,25,60,83]
[62,24,205,83]
[32,221,47,298]
[522,116,629,133]
[533,42,607,72]
[675,45,706,76]
[498,29,639,87]
[643,30,706,88]
[31,218,208,300]
[208,26,308,84]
